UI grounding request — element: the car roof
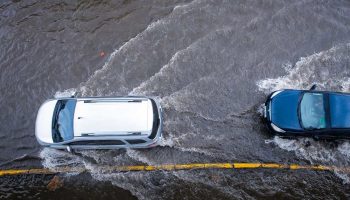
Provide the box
[278,90,350,130]
[329,93,350,128]
[73,98,154,137]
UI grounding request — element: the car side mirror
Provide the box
[309,84,317,91]
[70,91,77,98]
[66,145,72,152]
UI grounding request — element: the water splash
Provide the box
[265,137,337,163]
[258,43,350,183]
[257,44,350,93]
[40,148,84,176]
[54,88,77,98]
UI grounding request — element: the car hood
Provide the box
[271,90,302,130]
[35,100,57,144]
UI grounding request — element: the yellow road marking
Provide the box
[0,169,30,176]
[0,162,347,176]
[234,163,262,168]
[261,163,287,168]
[204,163,233,169]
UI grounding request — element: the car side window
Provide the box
[69,140,125,145]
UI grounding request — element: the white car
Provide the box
[35,96,162,151]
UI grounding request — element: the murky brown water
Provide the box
[1,0,350,199]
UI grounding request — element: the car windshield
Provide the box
[52,100,76,142]
[299,93,326,130]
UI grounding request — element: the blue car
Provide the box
[264,85,350,139]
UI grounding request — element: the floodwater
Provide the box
[1,0,350,199]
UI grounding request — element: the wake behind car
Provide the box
[264,85,350,139]
[35,96,162,151]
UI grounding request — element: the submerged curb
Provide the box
[0,162,344,176]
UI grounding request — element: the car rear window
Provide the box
[69,140,125,145]
[329,93,350,128]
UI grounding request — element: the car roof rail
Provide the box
[83,99,143,103]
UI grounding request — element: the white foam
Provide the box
[158,136,175,147]
[40,148,85,176]
[256,103,265,117]
[257,44,350,94]
[340,78,350,92]
[54,88,77,98]
[126,149,154,165]
[337,142,350,158]
[175,146,214,157]
[334,170,350,184]
[268,137,337,163]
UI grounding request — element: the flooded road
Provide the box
[1,0,350,199]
